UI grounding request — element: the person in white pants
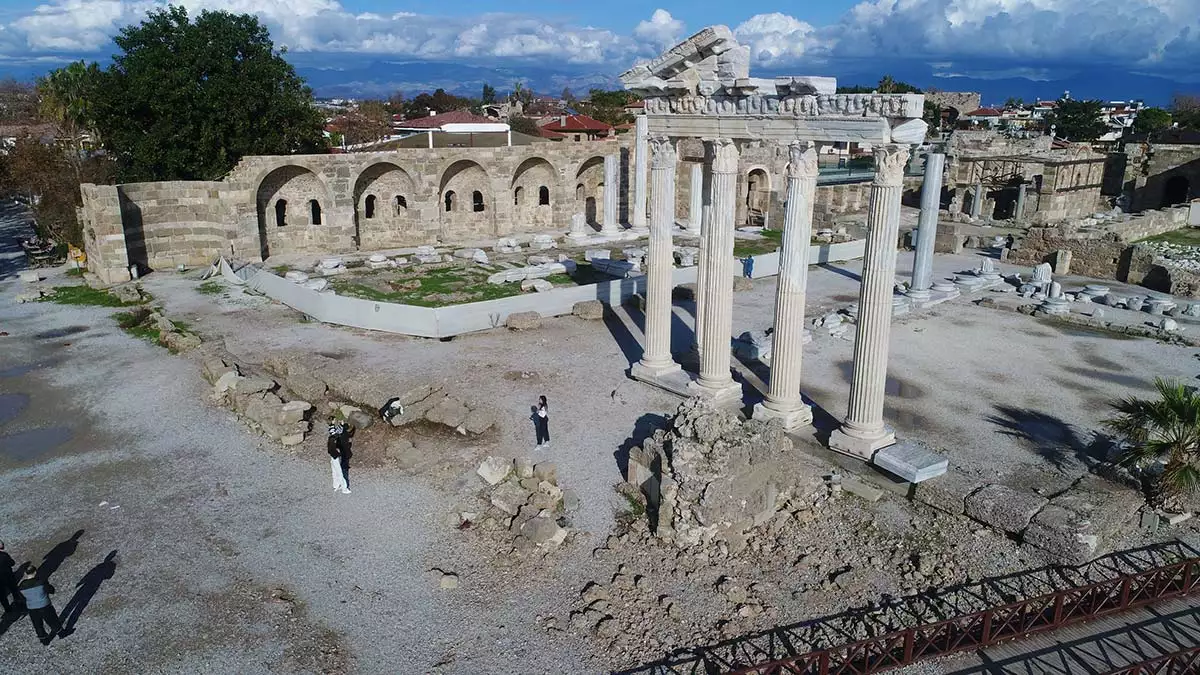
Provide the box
[327,419,351,494]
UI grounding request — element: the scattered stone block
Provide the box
[506,311,541,330]
[520,279,553,293]
[490,481,532,516]
[964,484,1048,534]
[514,456,535,479]
[562,489,580,512]
[439,573,459,590]
[462,408,496,435]
[533,462,557,483]
[572,300,604,320]
[873,440,948,483]
[18,270,41,283]
[841,477,884,502]
[733,276,753,292]
[477,456,512,485]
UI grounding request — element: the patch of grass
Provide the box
[39,285,135,307]
[330,266,527,307]
[64,267,85,278]
[197,280,223,295]
[115,308,160,342]
[1139,228,1200,247]
[271,265,291,276]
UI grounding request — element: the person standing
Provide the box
[326,418,351,495]
[0,540,21,613]
[533,395,550,450]
[17,566,61,645]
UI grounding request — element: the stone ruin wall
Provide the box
[79,136,918,284]
[925,91,981,119]
[1122,142,1200,212]
[1009,204,1193,280]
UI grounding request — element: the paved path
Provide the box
[938,596,1200,674]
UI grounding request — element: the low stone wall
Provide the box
[1009,205,1192,279]
[117,181,232,271]
[744,239,867,279]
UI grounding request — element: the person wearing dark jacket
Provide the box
[533,395,550,450]
[17,566,61,644]
[0,540,21,613]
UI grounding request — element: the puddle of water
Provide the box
[1079,351,1125,372]
[0,392,30,427]
[34,325,89,340]
[0,426,74,460]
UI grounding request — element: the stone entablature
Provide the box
[621,25,925,146]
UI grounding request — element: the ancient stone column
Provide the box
[632,137,683,381]
[602,154,620,235]
[693,203,711,356]
[687,163,703,234]
[753,142,818,429]
[631,116,649,233]
[970,181,983,219]
[829,144,911,459]
[1015,183,1027,221]
[687,139,741,404]
[907,152,945,301]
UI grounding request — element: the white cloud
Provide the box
[633,9,683,49]
[733,13,825,66]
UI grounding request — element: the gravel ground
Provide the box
[2,201,1198,674]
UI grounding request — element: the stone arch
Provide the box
[575,156,606,229]
[439,159,493,237]
[512,156,558,229]
[1163,175,1191,207]
[744,167,771,226]
[353,162,418,248]
[256,164,330,259]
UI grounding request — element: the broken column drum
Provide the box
[908,152,945,300]
[830,144,911,459]
[632,116,649,231]
[632,136,683,379]
[753,141,818,429]
[688,139,741,403]
[603,154,620,235]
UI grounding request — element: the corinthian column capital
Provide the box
[873,143,910,186]
[708,138,739,174]
[649,136,676,169]
[787,141,819,180]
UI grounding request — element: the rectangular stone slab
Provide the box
[873,440,948,483]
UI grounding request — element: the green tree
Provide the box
[1170,94,1200,130]
[1133,107,1172,136]
[1105,379,1200,508]
[0,78,39,123]
[836,76,921,95]
[342,100,392,146]
[385,91,405,117]
[2,135,114,245]
[481,83,496,105]
[561,87,575,104]
[507,115,540,137]
[88,6,325,182]
[1003,97,1025,110]
[1045,97,1106,141]
[37,61,103,179]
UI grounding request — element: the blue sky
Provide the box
[0,0,1197,104]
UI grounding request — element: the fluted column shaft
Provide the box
[688,163,703,234]
[632,117,649,230]
[693,204,711,355]
[690,139,739,400]
[830,144,910,458]
[602,154,620,234]
[970,181,983,219]
[909,152,945,298]
[754,142,818,428]
[634,137,681,376]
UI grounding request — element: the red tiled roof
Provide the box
[966,107,1002,117]
[395,110,494,129]
[538,114,612,133]
[537,126,568,139]
[625,101,645,109]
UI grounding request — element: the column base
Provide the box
[686,378,742,406]
[828,425,896,461]
[630,361,691,397]
[904,287,931,302]
[752,401,813,430]
[628,225,650,236]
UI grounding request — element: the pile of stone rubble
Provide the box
[201,357,313,446]
[454,456,578,553]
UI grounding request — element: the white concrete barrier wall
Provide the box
[237,263,701,338]
[744,239,867,279]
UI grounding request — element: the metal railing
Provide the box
[728,556,1198,675]
[1103,645,1200,675]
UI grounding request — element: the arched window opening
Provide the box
[444,191,456,212]
[395,195,407,211]
[472,191,485,212]
[309,200,322,225]
[576,183,585,201]
[275,199,287,227]
[364,194,376,219]
[538,186,550,205]
[514,186,524,206]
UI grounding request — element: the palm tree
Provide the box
[1104,378,1200,507]
[36,61,99,180]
